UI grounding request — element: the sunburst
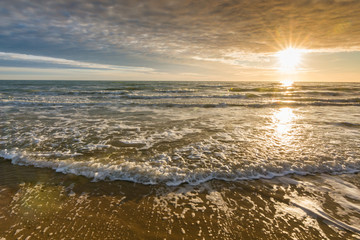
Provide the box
[276,47,304,73]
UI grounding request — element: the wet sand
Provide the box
[0,157,359,240]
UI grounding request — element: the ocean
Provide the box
[0,80,359,239]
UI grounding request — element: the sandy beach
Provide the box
[1,157,359,239]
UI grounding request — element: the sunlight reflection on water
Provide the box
[272,107,296,137]
[280,79,294,88]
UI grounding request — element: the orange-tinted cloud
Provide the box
[1,0,360,75]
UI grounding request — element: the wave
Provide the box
[229,87,291,92]
[122,102,360,108]
[332,122,360,128]
[120,94,250,99]
[229,87,360,95]
[1,98,360,108]
[327,87,360,92]
[154,89,198,93]
[1,150,359,186]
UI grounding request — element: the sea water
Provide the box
[0,80,359,185]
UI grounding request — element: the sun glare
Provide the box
[280,79,294,87]
[276,47,303,73]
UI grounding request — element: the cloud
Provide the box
[191,56,275,71]
[0,0,360,67]
[0,52,154,72]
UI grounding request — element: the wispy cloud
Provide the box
[192,51,275,70]
[0,52,154,72]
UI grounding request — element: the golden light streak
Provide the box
[272,107,296,136]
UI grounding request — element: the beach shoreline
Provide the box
[1,157,359,239]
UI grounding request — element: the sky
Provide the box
[1,0,360,81]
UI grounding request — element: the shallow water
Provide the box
[0,80,360,239]
[0,160,359,239]
[0,80,359,185]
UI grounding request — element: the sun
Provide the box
[276,47,303,73]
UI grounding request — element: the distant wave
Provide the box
[332,122,360,128]
[1,98,360,108]
[229,87,291,92]
[229,87,360,94]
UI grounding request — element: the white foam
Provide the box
[1,147,359,187]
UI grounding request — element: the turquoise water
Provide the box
[0,80,359,185]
